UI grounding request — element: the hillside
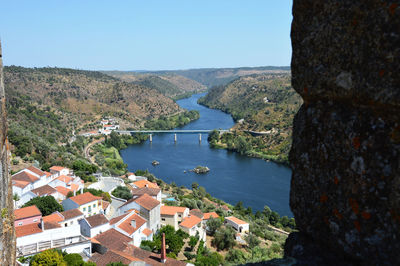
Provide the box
[153,66,291,88]
[104,72,207,99]
[4,66,182,169]
[198,73,302,164]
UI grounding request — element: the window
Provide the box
[93,204,96,208]
[161,218,165,221]
[33,219,38,222]
[88,206,92,212]
[65,223,68,227]
[83,207,86,212]
[18,222,22,226]
[178,214,182,218]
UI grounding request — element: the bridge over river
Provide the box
[116,129,230,142]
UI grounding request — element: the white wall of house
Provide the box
[80,219,110,238]
[225,220,249,233]
[161,214,178,230]
[118,201,141,215]
[17,191,36,207]
[78,201,102,217]
[49,179,67,188]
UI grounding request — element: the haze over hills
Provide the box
[104,66,290,89]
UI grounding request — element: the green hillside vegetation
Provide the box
[199,73,302,164]
[103,72,207,99]
[144,110,200,130]
[151,66,291,88]
[4,66,182,171]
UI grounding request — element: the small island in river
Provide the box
[190,165,210,174]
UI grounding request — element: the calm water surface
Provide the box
[121,93,293,217]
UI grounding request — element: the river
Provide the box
[120,93,293,217]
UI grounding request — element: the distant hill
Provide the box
[198,73,301,164]
[103,72,207,99]
[4,66,182,167]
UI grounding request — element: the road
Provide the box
[84,137,104,164]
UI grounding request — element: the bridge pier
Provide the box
[149,134,152,142]
[174,134,177,142]
[199,133,202,143]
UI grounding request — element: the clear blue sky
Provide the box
[0,1,292,70]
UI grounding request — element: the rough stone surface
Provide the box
[0,41,16,265]
[288,1,400,265]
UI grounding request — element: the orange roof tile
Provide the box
[56,186,71,196]
[142,228,152,236]
[109,213,130,225]
[13,180,30,189]
[132,193,160,210]
[57,175,74,184]
[15,205,42,220]
[50,166,67,172]
[86,214,109,227]
[133,180,159,189]
[225,216,248,225]
[93,229,132,251]
[44,171,52,177]
[90,250,139,266]
[118,213,146,235]
[161,206,188,216]
[179,215,202,229]
[61,209,83,220]
[102,200,110,210]
[43,212,64,224]
[70,183,79,192]
[203,212,219,220]
[15,223,42,237]
[31,185,56,196]
[27,166,46,177]
[12,171,39,183]
[69,192,101,206]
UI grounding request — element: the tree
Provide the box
[189,236,198,251]
[111,186,132,200]
[206,217,222,236]
[211,227,236,251]
[23,196,63,216]
[191,182,199,190]
[195,252,224,266]
[225,249,247,264]
[234,136,252,155]
[63,253,83,266]
[30,249,66,266]
[245,233,261,250]
[106,262,128,266]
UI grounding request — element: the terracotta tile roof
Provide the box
[57,175,74,184]
[92,229,132,251]
[123,244,187,266]
[91,249,140,266]
[56,186,71,196]
[50,166,67,172]
[43,212,64,224]
[109,213,130,225]
[132,193,160,210]
[44,221,61,229]
[133,179,159,189]
[118,213,146,235]
[15,223,42,237]
[27,166,46,177]
[31,185,56,196]
[189,209,204,219]
[68,192,101,206]
[102,200,110,210]
[203,212,220,220]
[161,206,188,216]
[70,183,79,192]
[61,209,83,220]
[12,171,39,183]
[180,215,202,229]
[142,228,152,236]
[13,180,30,189]
[44,171,52,177]
[15,205,42,220]
[86,214,109,227]
[222,205,230,211]
[131,187,160,197]
[225,216,248,225]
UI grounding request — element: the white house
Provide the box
[160,206,189,230]
[49,166,70,178]
[179,215,206,241]
[16,220,91,258]
[80,213,110,238]
[118,193,160,233]
[62,192,103,217]
[225,216,249,233]
[43,209,84,228]
[109,211,152,247]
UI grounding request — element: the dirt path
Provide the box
[84,137,104,164]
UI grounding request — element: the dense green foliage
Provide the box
[206,217,223,236]
[106,263,128,266]
[199,73,301,164]
[144,110,199,130]
[140,225,189,257]
[30,249,66,266]
[211,227,236,251]
[23,196,64,216]
[67,188,111,202]
[111,186,132,200]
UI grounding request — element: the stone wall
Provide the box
[286,1,399,265]
[0,41,16,265]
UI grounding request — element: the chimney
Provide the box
[130,219,136,228]
[145,184,148,188]
[80,187,83,194]
[40,218,44,231]
[161,232,166,263]
[73,189,76,196]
